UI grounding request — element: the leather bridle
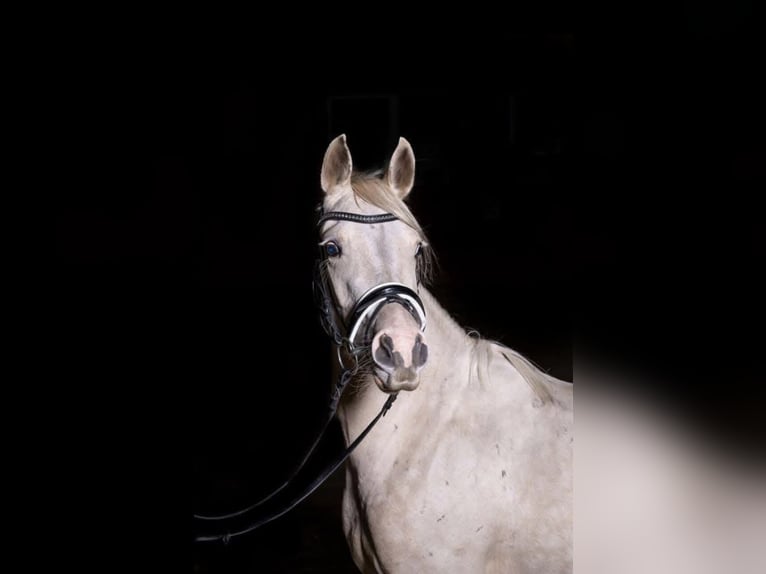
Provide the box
[193,206,427,544]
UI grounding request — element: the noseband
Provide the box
[194,206,426,544]
[346,282,427,347]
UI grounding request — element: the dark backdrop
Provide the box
[56,15,763,572]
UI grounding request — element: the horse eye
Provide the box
[324,241,341,258]
[415,243,423,257]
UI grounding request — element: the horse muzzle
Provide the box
[370,304,429,392]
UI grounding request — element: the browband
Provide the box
[317,210,399,227]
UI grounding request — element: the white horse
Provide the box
[316,135,573,574]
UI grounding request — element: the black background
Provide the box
[55,10,763,572]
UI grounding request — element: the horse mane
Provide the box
[469,334,570,405]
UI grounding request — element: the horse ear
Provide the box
[385,137,416,199]
[321,134,353,194]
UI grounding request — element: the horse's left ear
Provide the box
[385,137,416,199]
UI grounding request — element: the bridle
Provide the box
[193,206,427,544]
[314,209,427,408]
[315,210,427,347]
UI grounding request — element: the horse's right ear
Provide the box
[321,134,353,194]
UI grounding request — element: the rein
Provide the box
[193,207,426,544]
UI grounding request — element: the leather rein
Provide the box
[193,208,427,544]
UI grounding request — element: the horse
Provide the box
[315,134,573,573]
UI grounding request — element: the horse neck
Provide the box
[336,288,473,449]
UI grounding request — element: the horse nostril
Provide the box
[374,334,396,369]
[381,334,394,354]
[374,334,407,371]
[412,335,429,368]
